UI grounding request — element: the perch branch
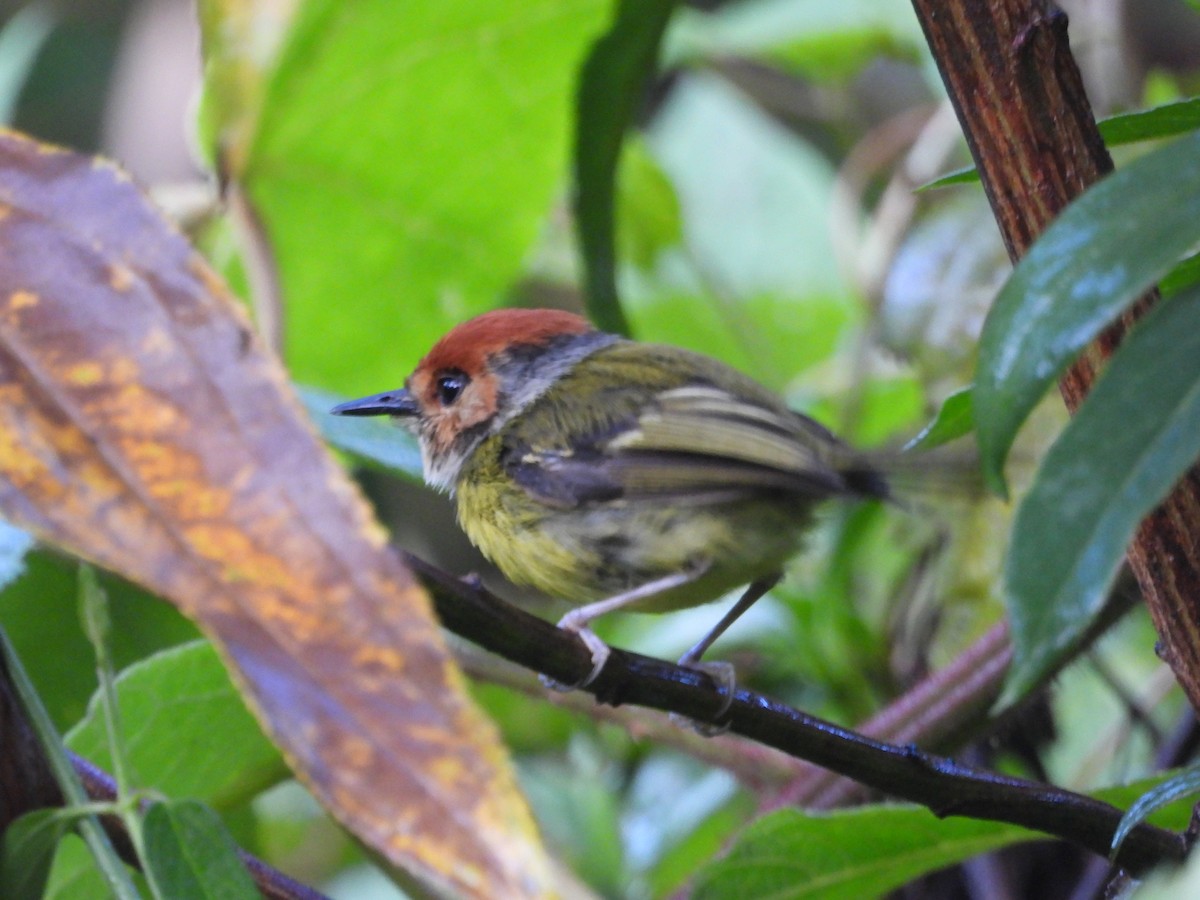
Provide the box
[407,552,1186,875]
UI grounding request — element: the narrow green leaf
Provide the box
[301,387,423,480]
[0,630,140,899]
[916,165,978,191]
[1,809,74,900]
[918,96,1200,191]
[575,0,679,335]
[1111,763,1200,857]
[1097,95,1200,145]
[692,805,1031,900]
[1001,285,1200,704]
[975,130,1200,494]
[142,800,259,900]
[904,387,974,451]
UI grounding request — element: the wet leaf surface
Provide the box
[974,130,1200,493]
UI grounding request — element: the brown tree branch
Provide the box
[910,0,1200,709]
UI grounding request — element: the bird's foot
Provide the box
[669,659,736,736]
[539,615,611,692]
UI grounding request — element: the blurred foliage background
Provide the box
[2,0,1200,897]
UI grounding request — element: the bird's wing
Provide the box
[503,382,860,509]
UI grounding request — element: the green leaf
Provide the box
[44,836,116,900]
[0,5,56,124]
[691,805,1031,899]
[904,387,974,451]
[975,130,1200,494]
[1,809,74,900]
[575,0,678,334]
[67,641,286,809]
[1112,763,1200,858]
[916,165,978,191]
[301,387,423,480]
[1161,250,1200,299]
[1097,96,1200,146]
[919,96,1200,191]
[1001,285,1200,704]
[236,0,608,395]
[693,777,1195,900]
[142,800,259,900]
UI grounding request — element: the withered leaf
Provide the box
[0,130,553,899]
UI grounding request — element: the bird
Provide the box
[331,307,892,694]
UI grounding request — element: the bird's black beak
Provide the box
[330,388,420,418]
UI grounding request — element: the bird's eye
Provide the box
[434,370,468,406]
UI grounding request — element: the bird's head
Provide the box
[331,308,615,491]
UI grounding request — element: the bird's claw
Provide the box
[671,659,737,736]
[540,620,611,692]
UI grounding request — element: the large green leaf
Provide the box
[1001,285,1200,703]
[238,0,608,393]
[67,641,286,808]
[974,130,1200,494]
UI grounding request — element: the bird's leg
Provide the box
[678,573,782,668]
[542,566,706,692]
[671,573,782,733]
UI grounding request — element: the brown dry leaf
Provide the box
[0,130,554,899]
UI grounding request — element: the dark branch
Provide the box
[407,552,1187,875]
